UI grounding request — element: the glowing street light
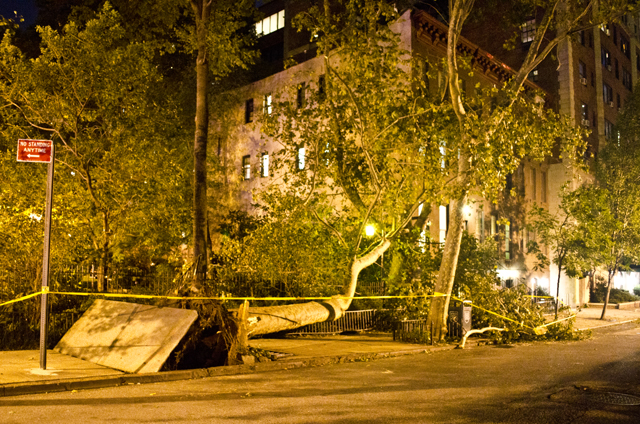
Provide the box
[365,224,375,237]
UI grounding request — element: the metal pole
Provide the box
[40,144,55,370]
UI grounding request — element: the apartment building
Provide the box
[216,2,640,307]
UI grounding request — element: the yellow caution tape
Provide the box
[0,290,576,338]
[0,291,44,307]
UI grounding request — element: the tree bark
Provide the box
[600,270,614,320]
[191,0,211,288]
[426,195,466,341]
[247,239,391,336]
[97,211,110,292]
[555,257,563,319]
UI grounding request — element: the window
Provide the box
[242,155,251,180]
[439,205,448,243]
[296,83,305,109]
[603,83,613,105]
[244,99,254,123]
[521,19,536,44]
[261,153,269,177]
[601,47,612,69]
[621,36,630,58]
[531,168,537,201]
[263,94,272,115]
[623,68,632,90]
[541,172,547,203]
[424,61,430,91]
[505,223,511,261]
[528,68,539,82]
[297,146,305,170]
[318,75,326,99]
[617,93,621,109]
[605,119,615,140]
[578,30,585,46]
[613,25,618,45]
[601,24,611,36]
[637,53,640,72]
[615,58,619,79]
[256,10,285,37]
[581,102,589,122]
[578,61,586,78]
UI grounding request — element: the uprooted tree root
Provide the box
[161,298,244,370]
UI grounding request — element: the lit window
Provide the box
[263,94,272,115]
[261,153,269,177]
[256,10,285,37]
[521,19,536,44]
[439,205,447,243]
[621,37,630,58]
[505,222,511,261]
[297,146,305,170]
[242,155,251,180]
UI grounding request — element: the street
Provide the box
[2,323,640,423]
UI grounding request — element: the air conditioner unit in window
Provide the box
[580,77,588,85]
[581,119,590,127]
[607,65,612,71]
[606,29,611,36]
[609,101,615,107]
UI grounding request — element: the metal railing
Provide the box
[290,309,380,334]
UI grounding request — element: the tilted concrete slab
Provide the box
[54,299,197,373]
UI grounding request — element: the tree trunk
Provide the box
[97,212,110,292]
[554,258,563,320]
[247,239,391,336]
[191,0,211,289]
[600,271,614,320]
[426,195,466,341]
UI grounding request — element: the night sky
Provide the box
[0,0,38,27]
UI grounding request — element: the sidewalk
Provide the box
[1,307,638,397]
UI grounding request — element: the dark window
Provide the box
[613,25,618,45]
[604,119,614,140]
[615,58,619,79]
[593,111,597,128]
[603,83,613,104]
[578,61,586,78]
[296,83,306,109]
[591,71,595,87]
[245,99,254,123]
[637,53,640,72]
[589,33,593,48]
[424,61,430,91]
[578,30,585,46]
[623,68,632,90]
[617,93,621,108]
[318,74,326,99]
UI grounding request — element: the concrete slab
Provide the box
[54,299,197,373]
[0,350,123,385]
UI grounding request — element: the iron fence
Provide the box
[290,309,380,334]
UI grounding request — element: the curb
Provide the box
[0,344,457,398]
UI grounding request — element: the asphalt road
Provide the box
[2,323,640,424]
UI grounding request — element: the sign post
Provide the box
[17,139,54,370]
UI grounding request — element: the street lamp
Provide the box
[365,224,375,237]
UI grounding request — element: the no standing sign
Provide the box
[17,139,53,163]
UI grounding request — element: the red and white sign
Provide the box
[17,139,53,163]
